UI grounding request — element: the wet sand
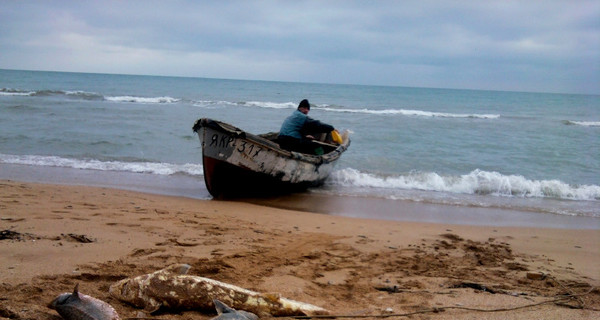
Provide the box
[1,180,599,319]
[242,193,600,229]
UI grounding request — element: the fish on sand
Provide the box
[49,284,120,320]
[109,264,328,316]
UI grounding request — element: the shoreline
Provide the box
[1,163,598,229]
[242,192,600,229]
[0,180,598,319]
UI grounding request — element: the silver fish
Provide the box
[212,299,259,320]
[49,284,120,320]
[109,264,328,316]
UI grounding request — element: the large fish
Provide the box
[108,264,328,316]
[49,284,120,320]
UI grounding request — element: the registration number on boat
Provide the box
[207,132,262,158]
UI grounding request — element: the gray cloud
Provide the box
[0,0,598,94]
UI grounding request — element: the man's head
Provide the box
[298,99,310,114]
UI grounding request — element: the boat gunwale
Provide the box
[193,118,350,165]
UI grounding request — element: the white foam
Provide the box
[243,101,296,109]
[329,168,600,201]
[318,106,499,118]
[192,100,238,108]
[105,96,180,104]
[0,92,34,96]
[1,88,105,99]
[0,154,203,176]
[5,89,498,120]
[192,100,297,110]
[0,88,35,96]
[193,99,499,119]
[64,90,102,98]
[565,120,600,127]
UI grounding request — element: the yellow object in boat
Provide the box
[331,130,343,144]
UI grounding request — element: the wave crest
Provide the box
[329,168,600,201]
[320,106,499,119]
[3,89,498,119]
[1,88,104,99]
[0,88,35,96]
[105,96,180,103]
[0,154,203,176]
[192,99,499,119]
[563,120,600,127]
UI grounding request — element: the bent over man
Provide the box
[277,99,335,154]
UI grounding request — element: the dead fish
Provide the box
[212,299,258,320]
[49,284,120,320]
[109,264,328,316]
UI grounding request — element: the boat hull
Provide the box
[193,119,349,199]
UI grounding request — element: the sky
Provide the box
[1,1,598,94]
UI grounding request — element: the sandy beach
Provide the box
[1,180,599,319]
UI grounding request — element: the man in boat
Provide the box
[277,99,335,154]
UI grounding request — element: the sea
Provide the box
[1,69,599,228]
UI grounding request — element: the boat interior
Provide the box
[258,132,340,155]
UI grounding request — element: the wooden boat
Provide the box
[192,118,350,199]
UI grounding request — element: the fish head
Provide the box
[109,264,191,304]
[48,292,72,309]
[50,284,121,320]
[109,277,146,307]
[48,284,80,309]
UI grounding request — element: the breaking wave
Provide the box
[193,99,499,119]
[243,101,297,109]
[329,168,600,201]
[0,88,106,101]
[0,154,203,176]
[104,96,180,104]
[3,87,497,118]
[563,120,600,127]
[1,88,180,104]
[191,100,296,109]
[319,106,499,118]
[0,88,103,99]
[240,100,500,118]
[0,88,35,96]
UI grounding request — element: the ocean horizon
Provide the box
[4,67,596,95]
